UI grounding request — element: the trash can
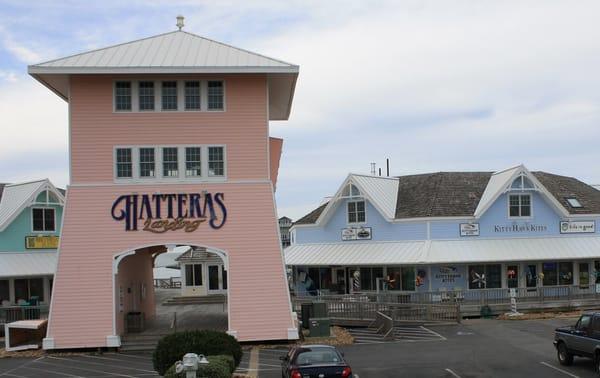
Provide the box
[312,302,328,318]
[309,318,331,337]
[126,312,145,333]
[480,305,493,318]
[301,303,314,329]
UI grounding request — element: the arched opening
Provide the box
[112,243,229,341]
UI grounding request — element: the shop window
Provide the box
[14,278,44,303]
[32,208,55,232]
[138,81,155,111]
[468,264,501,289]
[559,262,573,285]
[580,263,590,287]
[116,148,132,178]
[207,81,224,110]
[114,81,131,111]
[386,267,416,291]
[185,264,203,286]
[507,265,519,288]
[208,146,225,177]
[509,194,531,217]
[596,261,600,284]
[161,81,178,110]
[162,147,179,177]
[359,267,384,291]
[185,147,202,177]
[526,264,538,288]
[185,81,201,110]
[542,262,573,286]
[139,148,156,177]
[347,201,366,224]
[0,280,9,303]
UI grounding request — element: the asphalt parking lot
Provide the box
[0,317,596,377]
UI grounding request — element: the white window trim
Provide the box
[507,193,533,219]
[31,207,56,233]
[113,145,227,183]
[347,200,367,225]
[112,79,226,113]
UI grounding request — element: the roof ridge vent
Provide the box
[176,15,185,31]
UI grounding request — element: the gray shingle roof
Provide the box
[295,171,600,224]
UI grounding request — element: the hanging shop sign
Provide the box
[560,221,595,234]
[493,224,547,233]
[341,226,372,241]
[460,223,480,237]
[25,235,59,249]
[111,192,227,232]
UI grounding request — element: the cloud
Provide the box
[2,35,43,64]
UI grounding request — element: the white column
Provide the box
[8,279,15,304]
[43,276,51,305]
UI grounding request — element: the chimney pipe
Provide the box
[370,162,376,176]
[379,168,382,176]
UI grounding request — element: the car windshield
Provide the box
[294,348,341,365]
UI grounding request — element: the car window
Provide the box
[577,315,592,330]
[593,316,600,332]
[293,348,341,365]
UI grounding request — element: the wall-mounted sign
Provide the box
[111,192,227,232]
[560,221,595,234]
[434,266,463,284]
[25,235,59,249]
[341,226,372,241]
[460,223,480,237]
[494,224,547,233]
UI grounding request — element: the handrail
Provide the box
[374,311,394,340]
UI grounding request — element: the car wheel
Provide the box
[596,353,600,375]
[557,343,573,366]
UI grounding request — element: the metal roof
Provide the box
[0,179,65,232]
[29,31,297,73]
[28,30,299,120]
[351,174,398,220]
[284,241,426,266]
[0,252,57,278]
[285,236,600,266]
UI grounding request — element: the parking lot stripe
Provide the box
[36,359,136,378]
[48,356,155,373]
[1,374,28,378]
[20,365,80,377]
[540,362,580,378]
[78,355,156,371]
[445,368,461,377]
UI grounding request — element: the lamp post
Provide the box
[175,353,209,378]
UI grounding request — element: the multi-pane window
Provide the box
[207,81,224,110]
[14,278,44,302]
[139,148,156,177]
[185,81,201,110]
[359,267,384,291]
[580,263,590,287]
[32,208,55,232]
[138,81,155,111]
[208,146,225,176]
[386,267,416,291]
[116,148,132,178]
[185,147,202,177]
[468,264,501,289]
[161,81,178,110]
[162,147,179,177]
[115,82,132,111]
[347,201,366,223]
[185,264,203,286]
[509,194,531,217]
[0,280,8,303]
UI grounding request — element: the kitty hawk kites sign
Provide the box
[111,192,227,233]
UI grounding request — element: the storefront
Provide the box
[28,21,300,349]
[286,165,600,299]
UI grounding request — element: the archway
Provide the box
[112,243,230,341]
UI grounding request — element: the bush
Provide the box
[152,330,242,375]
[163,355,234,378]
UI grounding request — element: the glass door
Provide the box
[526,264,537,288]
[208,265,227,294]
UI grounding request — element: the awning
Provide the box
[284,241,426,266]
[426,236,600,264]
[0,252,57,278]
[284,236,600,266]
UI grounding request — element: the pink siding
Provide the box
[69,74,270,184]
[48,182,293,348]
[269,137,283,191]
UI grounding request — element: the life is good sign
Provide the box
[111,192,227,233]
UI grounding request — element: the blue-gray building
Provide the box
[285,165,600,296]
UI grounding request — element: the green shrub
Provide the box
[163,355,233,378]
[152,330,242,375]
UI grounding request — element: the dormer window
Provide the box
[347,200,366,224]
[509,194,531,217]
[566,198,583,208]
[510,175,535,190]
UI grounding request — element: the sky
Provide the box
[1,0,600,220]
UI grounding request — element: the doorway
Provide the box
[208,264,227,294]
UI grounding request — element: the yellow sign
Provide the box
[25,235,59,249]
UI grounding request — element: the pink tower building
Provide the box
[28,19,299,349]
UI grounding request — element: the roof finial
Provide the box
[176,15,185,31]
